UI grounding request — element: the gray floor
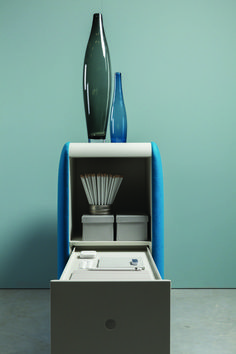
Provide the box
[0,289,235,354]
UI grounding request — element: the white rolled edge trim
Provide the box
[69,142,152,158]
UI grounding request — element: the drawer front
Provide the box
[51,280,170,354]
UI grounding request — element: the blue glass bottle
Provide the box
[110,72,127,143]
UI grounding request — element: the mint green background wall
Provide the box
[1,0,235,288]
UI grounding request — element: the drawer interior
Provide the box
[60,246,162,282]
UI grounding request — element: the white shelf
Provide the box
[69,240,152,248]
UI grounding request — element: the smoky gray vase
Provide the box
[83,13,112,142]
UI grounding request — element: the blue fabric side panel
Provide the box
[151,142,164,279]
[57,142,70,279]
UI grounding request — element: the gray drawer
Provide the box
[51,247,170,354]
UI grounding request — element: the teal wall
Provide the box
[1,0,236,288]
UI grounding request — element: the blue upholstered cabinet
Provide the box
[51,143,170,354]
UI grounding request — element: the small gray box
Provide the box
[82,215,114,241]
[116,215,149,241]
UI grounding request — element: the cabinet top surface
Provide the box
[69,143,152,158]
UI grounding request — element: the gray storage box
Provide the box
[82,215,114,241]
[116,215,149,241]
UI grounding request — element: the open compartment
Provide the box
[69,155,152,243]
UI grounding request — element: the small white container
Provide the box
[116,215,149,241]
[82,215,114,241]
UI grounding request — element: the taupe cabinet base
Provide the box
[51,248,170,354]
[51,280,170,354]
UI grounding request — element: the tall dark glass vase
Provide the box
[83,13,111,142]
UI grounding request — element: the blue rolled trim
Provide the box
[57,142,70,279]
[151,142,164,279]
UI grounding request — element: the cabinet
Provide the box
[51,142,170,354]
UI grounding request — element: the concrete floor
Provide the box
[0,289,235,354]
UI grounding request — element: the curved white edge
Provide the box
[69,143,152,158]
[69,241,152,248]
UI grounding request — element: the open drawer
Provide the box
[51,245,170,354]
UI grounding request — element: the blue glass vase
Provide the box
[110,72,127,143]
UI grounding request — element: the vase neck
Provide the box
[91,13,103,33]
[114,72,123,98]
